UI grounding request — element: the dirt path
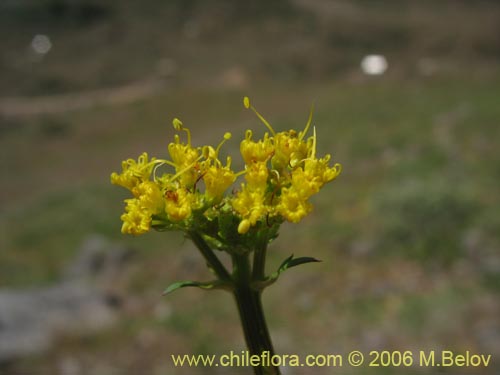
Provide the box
[0,77,167,117]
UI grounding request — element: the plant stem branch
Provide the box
[188,232,279,374]
[233,253,280,375]
[189,231,232,282]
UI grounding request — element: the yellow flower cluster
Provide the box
[111,97,341,236]
[111,119,236,234]
[232,97,341,233]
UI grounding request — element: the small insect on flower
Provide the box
[165,190,178,203]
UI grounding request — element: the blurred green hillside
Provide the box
[1,1,499,374]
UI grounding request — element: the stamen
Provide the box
[207,146,217,159]
[333,163,342,175]
[299,104,314,140]
[152,159,177,181]
[185,127,192,146]
[311,127,317,159]
[243,96,276,136]
[172,118,191,145]
[234,169,247,178]
[153,163,163,181]
[172,118,183,131]
[138,154,146,164]
[154,159,176,168]
[215,132,232,157]
[202,146,211,159]
[170,154,204,182]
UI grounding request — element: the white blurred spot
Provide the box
[31,34,52,55]
[361,54,388,75]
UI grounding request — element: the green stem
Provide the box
[188,231,232,282]
[188,232,279,374]
[232,253,280,375]
[252,235,268,281]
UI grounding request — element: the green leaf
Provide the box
[283,256,321,270]
[253,254,321,290]
[277,254,295,272]
[162,280,232,295]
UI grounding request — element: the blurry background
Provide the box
[1,0,499,374]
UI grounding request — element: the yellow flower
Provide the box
[201,132,236,201]
[245,161,269,189]
[111,152,156,191]
[303,156,342,185]
[240,130,274,165]
[238,96,342,228]
[232,185,268,233]
[272,131,309,171]
[132,181,164,214]
[120,198,152,235]
[289,167,320,199]
[112,96,342,236]
[203,161,236,201]
[165,188,195,221]
[242,96,315,171]
[276,187,312,223]
[168,118,200,187]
